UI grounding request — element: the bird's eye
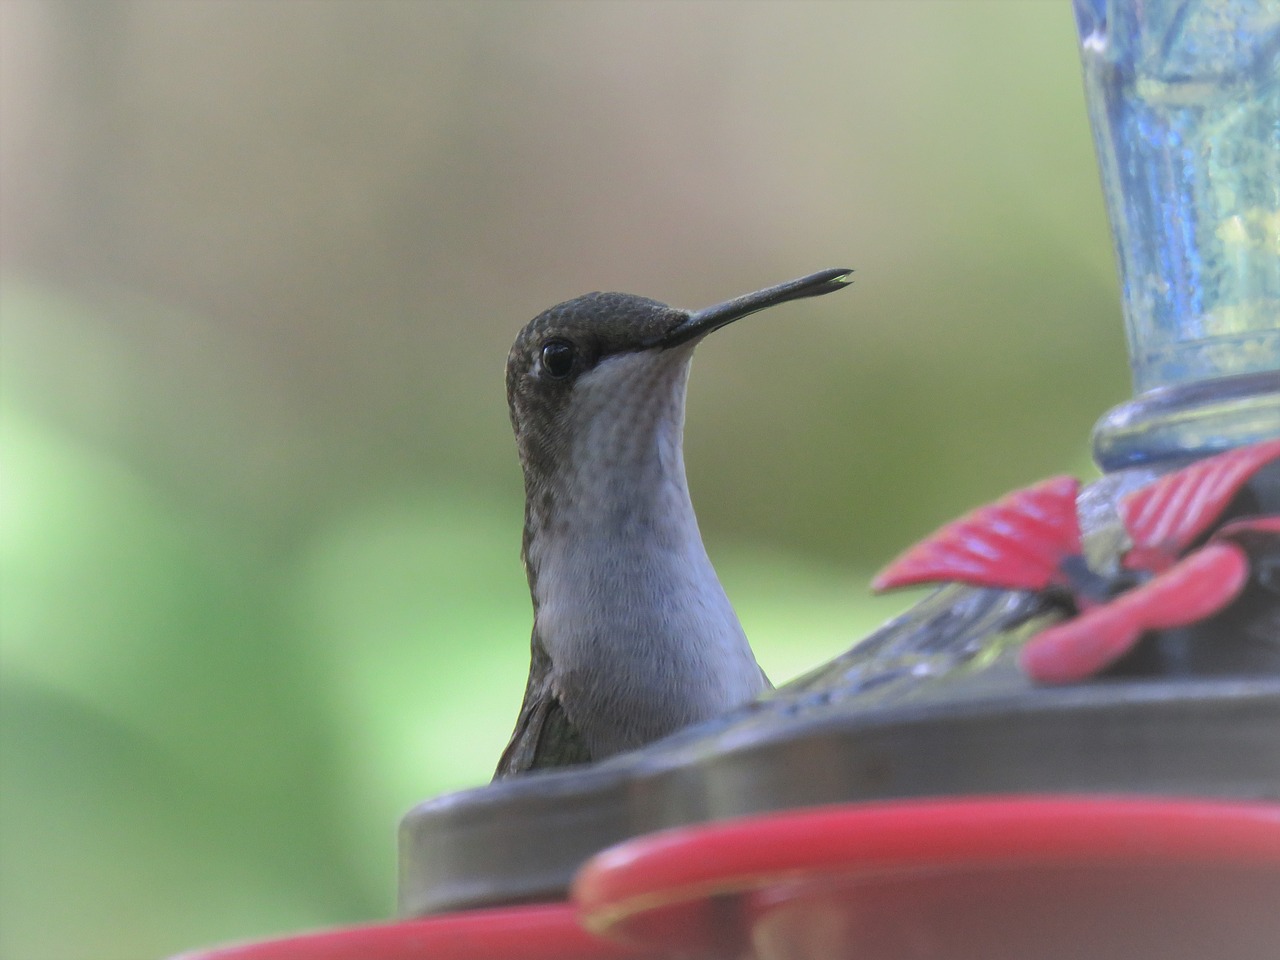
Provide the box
[540,340,575,380]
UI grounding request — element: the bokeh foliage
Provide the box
[2,2,1124,957]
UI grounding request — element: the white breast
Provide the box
[528,349,767,758]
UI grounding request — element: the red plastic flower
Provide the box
[871,476,1082,594]
[873,440,1280,684]
[1017,541,1251,683]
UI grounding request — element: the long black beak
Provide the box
[658,267,853,348]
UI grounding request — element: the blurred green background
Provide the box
[0,1,1128,957]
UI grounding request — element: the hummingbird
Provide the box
[494,268,853,778]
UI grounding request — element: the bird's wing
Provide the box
[493,633,592,779]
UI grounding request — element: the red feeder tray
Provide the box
[573,796,1280,960]
[169,902,658,960]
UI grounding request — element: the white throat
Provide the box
[526,349,767,757]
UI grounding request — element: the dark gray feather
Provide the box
[493,633,591,778]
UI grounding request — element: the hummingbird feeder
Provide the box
[174,2,1280,958]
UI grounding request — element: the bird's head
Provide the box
[505,268,852,498]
